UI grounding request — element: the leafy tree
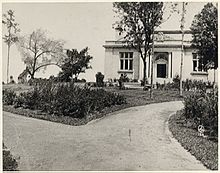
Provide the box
[113,3,176,97]
[17,29,66,79]
[58,47,92,82]
[190,3,218,69]
[2,10,20,83]
[113,3,164,88]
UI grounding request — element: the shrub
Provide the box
[96,72,104,87]
[140,79,148,86]
[3,89,16,105]
[3,143,18,171]
[130,79,138,82]
[164,78,213,91]
[183,89,218,137]
[10,81,126,119]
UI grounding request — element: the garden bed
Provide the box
[169,110,218,170]
[3,84,187,126]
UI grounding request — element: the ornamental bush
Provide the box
[96,72,104,87]
[183,89,218,137]
[5,81,126,119]
[3,89,16,105]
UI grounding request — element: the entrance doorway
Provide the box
[157,64,166,78]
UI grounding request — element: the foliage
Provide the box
[163,77,212,91]
[58,47,92,82]
[183,89,218,137]
[6,82,126,119]
[113,2,164,86]
[3,143,18,171]
[2,10,20,45]
[3,89,16,105]
[190,3,218,69]
[96,72,104,87]
[2,9,20,83]
[17,29,66,78]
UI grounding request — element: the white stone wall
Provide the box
[104,40,216,84]
[104,47,140,81]
[208,69,218,83]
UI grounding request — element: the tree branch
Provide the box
[34,62,62,72]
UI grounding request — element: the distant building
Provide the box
[103,30,217,84]
[18,67,31,84]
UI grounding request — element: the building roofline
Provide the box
[155,30,192,34]
[103,44,193,49]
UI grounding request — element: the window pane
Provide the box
[120,60,124,70]
[192,53,197,60]
[125,60,128,69]
[198,59,203,71]
[193,60,197,71]
[120,52,124,58]
[129,52,133,59]
[129,60,133,70]
[125,52,128,58]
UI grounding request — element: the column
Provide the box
[168,52,172,81]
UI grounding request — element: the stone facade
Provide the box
[103,30,217,84]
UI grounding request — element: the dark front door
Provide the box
[157,64,166,78]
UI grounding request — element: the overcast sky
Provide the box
[2,2,207,82]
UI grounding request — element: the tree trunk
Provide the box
[30,71,35,79]
[180,2,185,97]
[6,44,10,84]
[150,31,155,99]
[143,60,147,87]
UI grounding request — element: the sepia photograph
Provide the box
[2,1,218,171]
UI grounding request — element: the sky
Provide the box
[2,2,208,82]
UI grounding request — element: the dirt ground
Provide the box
[3,101,207,171]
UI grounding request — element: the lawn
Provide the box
[169,110,218,170]
[105,87,183,107]
[3,84,33,94]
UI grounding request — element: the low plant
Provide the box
[3,89,16,105]
[183,89,218,138]
[3,143,18,171]
[8,81,126,119]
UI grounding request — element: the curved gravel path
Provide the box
[3,101,207,171]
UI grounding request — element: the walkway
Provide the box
[3,101,207,171]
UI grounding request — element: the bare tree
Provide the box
[18,29,66,79]
[2,9,20,83]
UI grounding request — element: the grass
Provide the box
[3,83,33,94]
[169,110,218,170]
[105,87,184,106]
